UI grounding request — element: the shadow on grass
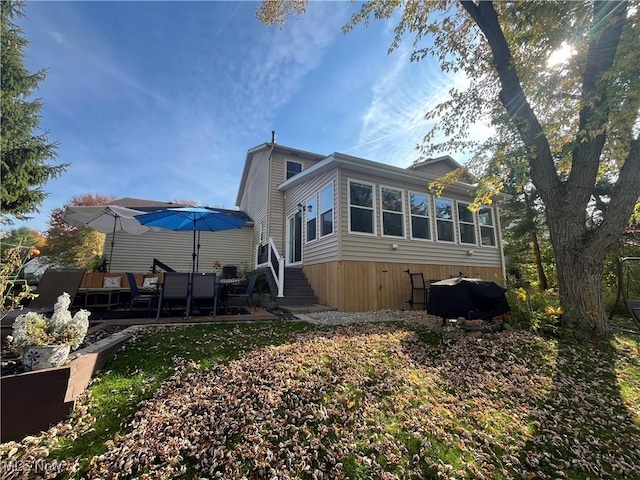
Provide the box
[515,335,640,479]
[400,324,640,479]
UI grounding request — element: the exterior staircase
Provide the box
[263,266,318,306]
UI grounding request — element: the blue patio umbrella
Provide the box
[134,206,246,274]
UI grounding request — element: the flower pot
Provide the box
[23,345,70,370]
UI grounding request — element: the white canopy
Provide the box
[63,205,158,271]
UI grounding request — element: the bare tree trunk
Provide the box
[530,230,548,291]
[554,247,609,338]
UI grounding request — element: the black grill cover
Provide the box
[427,278,510,320]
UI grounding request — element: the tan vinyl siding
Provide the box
[105,226,253,274]
[284,169,339,265]
[338,167,502,270]
[239,149,269,259]
[269,154,287,252]
[410,160,456,178]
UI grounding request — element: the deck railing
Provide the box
[256,237,285,297]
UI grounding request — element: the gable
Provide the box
[408,156,475,184]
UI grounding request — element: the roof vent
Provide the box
[271,130,276,144]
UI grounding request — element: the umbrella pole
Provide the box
[196,231,201,272]
[108,217,117,273]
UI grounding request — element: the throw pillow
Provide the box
[103,276,122,288]
[142,277,159,289]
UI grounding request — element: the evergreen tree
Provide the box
[0,0,66,221]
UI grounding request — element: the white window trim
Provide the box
[286,160,303,180]
[319,181,335,239]
[347,179,377,236]
[379,184,406,239]
[305,194,318,244]
[435,197,456,243]
[408,190,433,242]
[478,205,499,248]
[457,201,477,246]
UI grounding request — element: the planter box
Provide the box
[1,329,133,443]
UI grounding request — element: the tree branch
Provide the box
[567,1,628,202]
[459,1,561,205]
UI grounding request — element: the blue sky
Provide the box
[12,1,475,233]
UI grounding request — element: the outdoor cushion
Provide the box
[142,277,159,289]
[103,277,122,288]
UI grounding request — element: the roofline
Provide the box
[408,155,463,170]
[235,142,326,206]
[279,151,508,201]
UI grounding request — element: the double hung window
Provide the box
[380,186,404,237]
[457,202,476,245]
[306,195,317,242]
[349,181,375,234]
[410,192,431,240]
[320,183,334,237]
[478,207,496,246]
[435,198,455,242]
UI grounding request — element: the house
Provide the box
[105,140,506,312]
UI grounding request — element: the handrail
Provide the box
[256,238,285,297]
[152,258,176,274]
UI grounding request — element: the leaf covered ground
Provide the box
[1,320,639,479]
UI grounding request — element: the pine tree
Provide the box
[0,0,66,220]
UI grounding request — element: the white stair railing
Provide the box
[256,237,285,297]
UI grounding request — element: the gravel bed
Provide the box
[295,308,446,327]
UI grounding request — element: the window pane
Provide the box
[478,207,493,226]
[460,223,476,244]
[286,161,302,180]
[410,193,429,216]
[321,210,333,236]
[437,220,454,242]
[458,203,474,223]
[321,184,333,211]
[350,182,372,207]
[481,226,496,246]
[412,216,430,239]
[350,207,374,233]
[435,199,452,219]
[381,188,402,212]
[307,196,317,220]
[383,212,403,236]
[307,219,316,242]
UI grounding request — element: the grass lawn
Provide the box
[1,318,639,479]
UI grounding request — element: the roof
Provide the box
[235,142,326,206]
[112,197,253,222]
[112,197,187,211]
[408,155,475,183]
[278,152,486,196]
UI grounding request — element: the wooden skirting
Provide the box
[303,261,504,312]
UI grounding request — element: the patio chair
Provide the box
[190,273,218,316]
[1,269,85,325]
[125,272,156,314]
[226,273,258,313]
[406,270,431,311]
[156,272,190,320]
